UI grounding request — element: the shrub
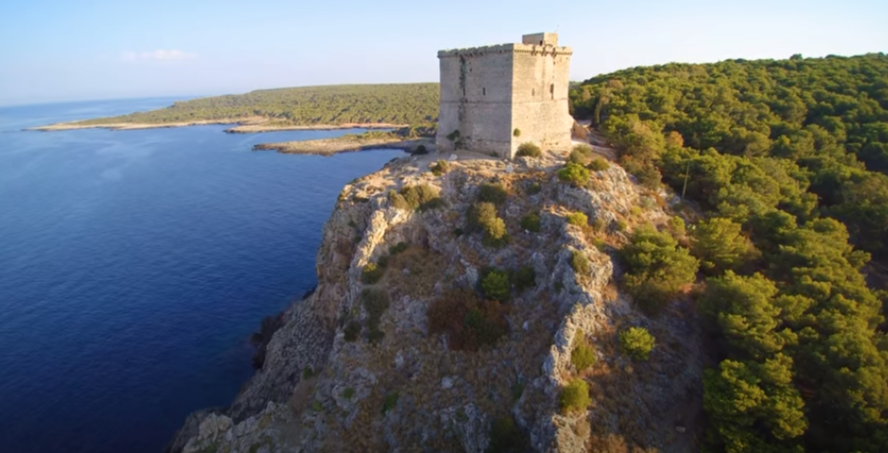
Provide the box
[344,321,361,342]
[620,155,662,189]
[399,184,444,211]
[464,307,507,346]
[481,269,511,301]
[412,144,428,155]
[343,387,355,399]
[511,381,525,401]
[571,342,597,371]
[388,242,408,255]
[302,366,314,380]
[591,217,607,231]
[401,184,435,207]
[382,392,399,414]
[571,251,591,275]
[568,144,594,165]
[588,158,610,171]
[487,416,530,453]
[388,190,411,210]
[512,265,536,292]
[482,217,509,247]
[567,211,588,226]
[367,328,385,344]
[467,202,498,233]
[468,202,509,247]
[593,238,607,251]
[668,215,686,238]
[525,182,542,195]
[513,128,521,137]
[419,197,447,211]
[361,263,384,284]
[515,142,542,158]
[362,288,390,344]
[619,327,655,361]
[427,290,508,351]
[559,378,591,413]
[520,212,541,232]
[478,183,508,204]
[430,159,449,176]
[558,163,590,187]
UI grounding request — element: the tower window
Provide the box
[550,84,554,99]
[483,88,486,96]
[532,88,535,96]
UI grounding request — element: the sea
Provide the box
[0,98,404,453]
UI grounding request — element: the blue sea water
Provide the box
[0,98,403,453]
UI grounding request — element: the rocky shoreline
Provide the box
[253,136,434,156]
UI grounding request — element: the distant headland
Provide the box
[30,83,439,133]
[30,118,410,133]
[29,83,441,156]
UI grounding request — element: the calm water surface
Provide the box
[0,98,403,453]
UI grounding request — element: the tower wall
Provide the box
[437,46,514,157]
[436,35,573,159]
[510,47,573,157]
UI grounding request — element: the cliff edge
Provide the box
[168,151,704,453]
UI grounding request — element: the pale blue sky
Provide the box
[0,0,885,106]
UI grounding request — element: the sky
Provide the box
[0,0,886,106]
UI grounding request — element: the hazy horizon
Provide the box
[1,0,886,107]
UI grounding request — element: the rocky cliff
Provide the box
[168,151,704,453]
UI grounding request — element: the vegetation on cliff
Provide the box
[571,53,888,452]
[77,83,440,127]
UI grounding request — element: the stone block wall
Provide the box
[436,35,573,159]
[437,46,515,156]
[510,48,573,157]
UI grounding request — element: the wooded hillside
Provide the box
[571,54,888,452]
[78,83,440,127]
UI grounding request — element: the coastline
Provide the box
[253,135,434,156]
[27,118,408,133]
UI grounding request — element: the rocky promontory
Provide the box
[168,150,704,453]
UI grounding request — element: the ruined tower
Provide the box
[436,33,573,159]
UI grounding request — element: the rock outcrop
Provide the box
[168,151,703,453]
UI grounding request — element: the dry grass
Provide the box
[588,433,661,453]
[384,246,447,301]
[289,375,319,418]
[427,289,509,351]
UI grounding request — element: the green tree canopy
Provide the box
[692,217,759,273]
[620,227,698,312]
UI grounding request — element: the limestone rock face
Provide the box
[168,152,704,453]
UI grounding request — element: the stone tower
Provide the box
[436,33,573,159]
